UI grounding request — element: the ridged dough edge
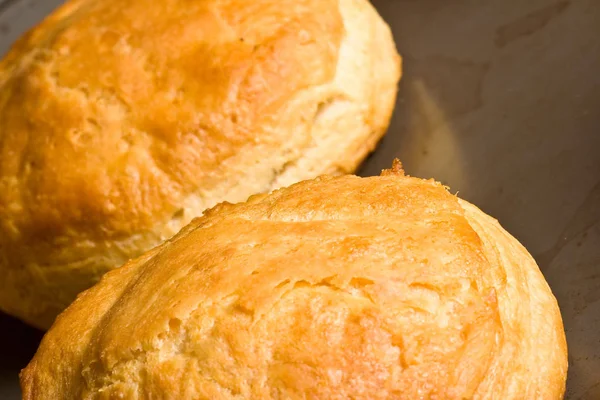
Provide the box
[459,200,567,399]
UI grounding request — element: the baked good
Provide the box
[21,161,567,399]
[0,0,401,329]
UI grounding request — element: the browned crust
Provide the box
[0,0,401,328]
[21,169,567,399]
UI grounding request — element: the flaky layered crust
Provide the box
[21,165,567,399]
[0,0,401,329]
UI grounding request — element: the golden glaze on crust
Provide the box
[21,164,567,399]
[0,0,401,328]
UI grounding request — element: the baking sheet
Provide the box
[1,0,599,398]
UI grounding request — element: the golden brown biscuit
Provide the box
[21,162,567,399]
[0,0,401,329]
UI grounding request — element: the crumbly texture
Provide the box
[0,0,401,329]
[21,165,568,399]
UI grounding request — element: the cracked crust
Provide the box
[21,167,567,399]
[0,0,401,329]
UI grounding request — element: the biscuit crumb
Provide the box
[380,158,405,176]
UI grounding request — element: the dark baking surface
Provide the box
[1,0,599,398]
